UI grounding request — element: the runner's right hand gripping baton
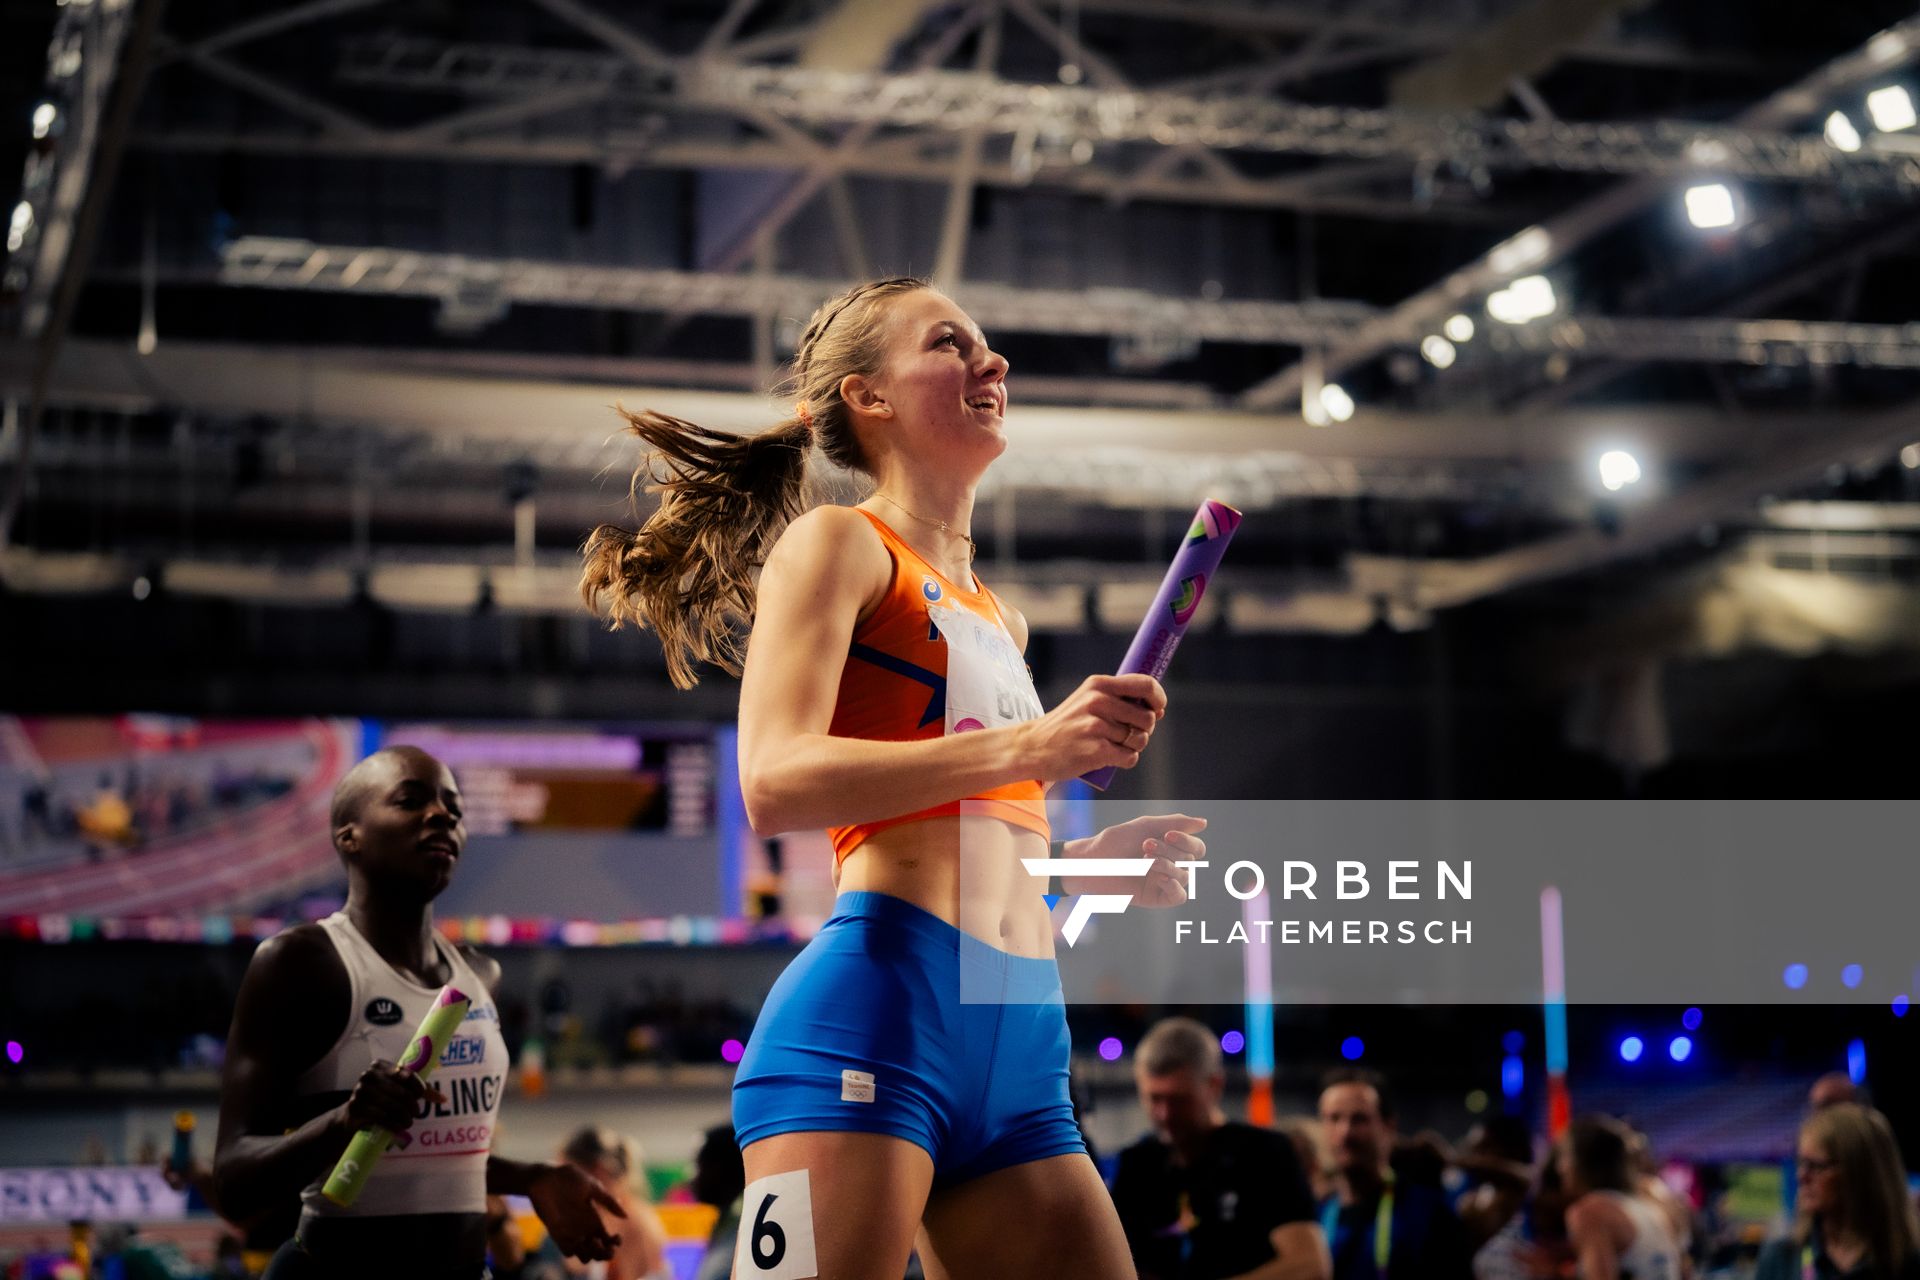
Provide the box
[321,984,471,1207]
[1081,499,1242,791]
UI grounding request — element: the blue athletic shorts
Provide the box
[732,890,1086,1186]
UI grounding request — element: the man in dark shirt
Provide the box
[1318,1068,1473,1280]
[1111,1018,1329,1280]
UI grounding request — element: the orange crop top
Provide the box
[826,509,1051,862]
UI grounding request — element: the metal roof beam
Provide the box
[1236,14,1920,411]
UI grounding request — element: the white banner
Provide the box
[0,1168,191,1222]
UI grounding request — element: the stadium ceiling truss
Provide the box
[104,1,1920,403]
[208,237,1920,374]
[9,0,1920,612]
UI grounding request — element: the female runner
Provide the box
[583,277,1205,1279]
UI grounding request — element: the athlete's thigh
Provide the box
[917,1152,1133,1280]
[734,1130,934,1280]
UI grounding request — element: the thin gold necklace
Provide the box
[871,492,976,562]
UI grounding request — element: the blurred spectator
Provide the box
[1559,1115,1685,1280]
[211,1233,250,1278]
[1628,1126,1696,1266]
[1453,1117,1546,1280]
[1813,1072,1871,1111]
[690,1124,746,1280]
[1755,1104,1920,1280]
[551,1126,672,1280]
[1109,1017,1327,1280]
[1318,1068,1472,1280]
[1455,1117,1535,1249]
[1392,1130,1453,1190]
[1276,1118,1330,1204]
[489,1194,565,1280]
[75,775,136,858]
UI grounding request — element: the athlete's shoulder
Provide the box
[249,921,339,984]
[763,504,892,597]
[777,502,885,553]
[234,922,349,1044]
[456,943,502,994]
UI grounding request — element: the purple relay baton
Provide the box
[1081,499,1242,790]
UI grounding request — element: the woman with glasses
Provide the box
[1756,1104,1920,1280]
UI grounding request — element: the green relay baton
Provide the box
[321,984,471,1207]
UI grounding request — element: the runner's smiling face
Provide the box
[846,290,1010,472]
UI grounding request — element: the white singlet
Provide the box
[1596,1190,1682,1280]
[294,912,508,1220]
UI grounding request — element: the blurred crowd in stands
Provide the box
[0,764,296,865]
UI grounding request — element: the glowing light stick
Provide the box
[1243,889,1276,1127]
[1541,887,1571,1138]
[171,1111,195,1175]
[1082,499,1242,790]
[321,985,470,1207]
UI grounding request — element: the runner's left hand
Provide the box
[1059,813,1206,906]
[527,1161,625,1261]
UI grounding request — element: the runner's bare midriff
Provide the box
[836,813,1055,957]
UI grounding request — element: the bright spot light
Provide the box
[1501,1055,1525,1098]
[1220,1030,1245,1055]
[1669,1035,1693,1063]
[31,103,55,139]
[1847,1038,1867,1085]
[4,1041,20,1065]
[720,1038,744,1064]
[7,201,31,254]
[1826,111,1864,152]
[1465,1089,1489,1114]
[1785,963,1809,990]
[1420,335,1457,369]
[1319,382,1355,423]
[1684,183,1736,230]
[1098,1036,1124,1062]
[1487,275,1556,324]
[1682,1007,1703,1031]
[1620,1035,1644,1063]
[1687,139,1731,166]
[1903,444,1920,469]
[1340,1036,1365,1060]
[1444,313,1475,343]
[1597,450,1642,492]
[131,576,152,601]
[1869,32,1910,65]
[1843,964,1865,989]
[1894,995,1910,1018]
[1867,85,1917,132]
[1488,225,1551,274]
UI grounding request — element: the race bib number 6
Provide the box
[734,1169,819,1279]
